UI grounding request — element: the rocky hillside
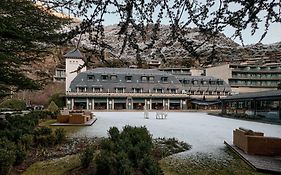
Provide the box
[76,25,238,67]
[74,25,281,68]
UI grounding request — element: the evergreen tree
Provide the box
[0,0,67,98]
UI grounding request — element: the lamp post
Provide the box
[67,100,71,110]
[109,100,112,110]
[89,102,92,110]
[182,100,186,110]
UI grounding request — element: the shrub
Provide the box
[95,150,115,175]
[116,152,133,175]
[54,128,66,144]
[26,110,53,120]
[108,127,119,142]
[0,99,26,111]
[0,148,16,175]
[14,145,26,165]
[47,101,59,115]
[35,135,55,147]
[140,155,162,175]
[80,145,94,168]
[20,134,33,149]
[0,140,16,175]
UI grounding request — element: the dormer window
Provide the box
[192,80,198,85]
[141,76,148,82]
[161,77,168,82]
[111,75,117,80]
[101,75,108,80]
[88,75,95,80]
[149,76,154,82]
[125,76,132,82]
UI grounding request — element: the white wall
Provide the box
[65,58,86,92]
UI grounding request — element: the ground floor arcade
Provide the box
[65,93,223,111]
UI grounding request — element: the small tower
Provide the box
[64,48,87,92]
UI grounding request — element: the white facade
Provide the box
[64,49,87,92]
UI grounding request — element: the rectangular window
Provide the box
[149,76,154,82]
[88,75,95,80]
[101,75,108,80]
[156,89,163,93]
[170,89,176,93]
[125,76,132,82]
[115,88,124,93]
[133,88,142,93]
[141,76,148,82]
[161,77,168,82]
[192,80,198,85]
[111,75,117,80]
[94,88,102,92]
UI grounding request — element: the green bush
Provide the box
[35,135,55,147]
[95,150,115,175]
[0,99,26,111]
[0,148,16,175]
[34,127,52,136]
[54,128,66,144]
[95,126,162,174]
[47,101,59,116]
[26,110,54,119]
[20,134,33,149]
[80,145,94,168]
[14,145,26,165]
[140,155,162,175]
[108,127,119,142]
[0,140,16,175]
[116,151,133,175]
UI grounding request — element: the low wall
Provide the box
[233,128,281,156]
[69,115,87,124]
[57,115,69,123]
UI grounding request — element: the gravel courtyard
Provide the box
[73,111,281,155]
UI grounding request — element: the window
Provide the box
[201,80,207,85]
[115,88,124,93]
[141,76,148,82]
[149,76,154,82]
[125,76,132,82]
[133,88,142,93]
[161,77,168,82]
[156,89,163,93]
[209,81,216,85]
[170,89,176,93]
[94,88,102,92]
[101,75,108,80]
[111,75,117,80]
[217,80,223,85]
[87,75,95,80]
[192,80,198,85]
[78,87,86,92]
